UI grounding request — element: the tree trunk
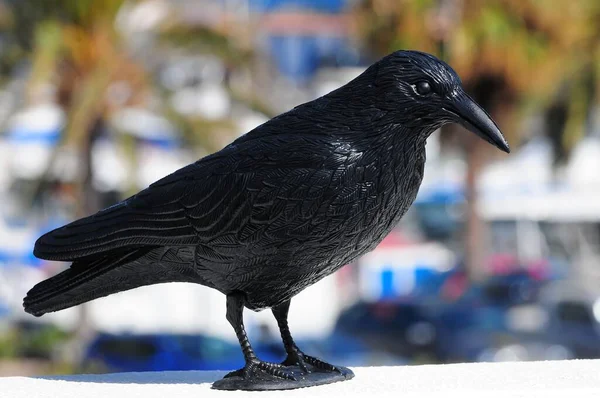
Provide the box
[464,135,488,282]
[68,118,104,370]
[462,75,512,282]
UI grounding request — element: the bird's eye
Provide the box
[416,81,432,95]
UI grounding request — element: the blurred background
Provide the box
[0,0,599,376]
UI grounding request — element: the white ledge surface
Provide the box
[2,360,600,398]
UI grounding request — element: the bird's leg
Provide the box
[224,292,296,381]
[272,299,341,373]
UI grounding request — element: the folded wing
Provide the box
[33,161,234,261]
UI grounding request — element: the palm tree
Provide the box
[353,0,600,280]
[0,0,141,367]
[0,0,272,368]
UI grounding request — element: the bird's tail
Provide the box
[23,249,151,317]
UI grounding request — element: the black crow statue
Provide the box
[24,50,509,390]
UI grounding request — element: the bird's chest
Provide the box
[324,143,426,263]
[235,137,427,310]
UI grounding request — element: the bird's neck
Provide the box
[375,124,428,182]
[315,106,430,161]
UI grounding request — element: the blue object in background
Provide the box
[0,302,10,320]
[414,184,465,240]
[250,0,347,14]
[251,0,362,83]
[7,127,61,145]
[84,333,283,373]
[84,330,401,372]
[413,267,442,296]
[380,268,395,299]
[141,136,181,150]
[267,35,359,84]
[0,249,43,268]
[268,35,320,84]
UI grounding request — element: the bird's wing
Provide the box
[33,160,213,261]
[33,127,342,262]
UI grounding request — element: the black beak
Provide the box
[447,91,510,153]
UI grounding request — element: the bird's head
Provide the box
[366,50,510,153]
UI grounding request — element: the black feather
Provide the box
[24,247,203,316]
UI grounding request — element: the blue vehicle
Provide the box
[332,270,552,364]
[537,282,600,360]
[84,332,282,373]
[333,300,438,361]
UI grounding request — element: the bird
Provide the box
[24,50,509,385]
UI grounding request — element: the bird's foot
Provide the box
[224,358,296,381]
[213,356,354,390]
[282,350,342,374]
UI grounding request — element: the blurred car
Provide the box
[538,281,600,359]
[83,332,281,373]
[431,300,564,362]
[334,270,553,364]
[480,271,544,306]
[83,330,400,373]
[439,268,548,306]
[333,300,438,361]
[457,279,600,363]
[432,270,554,362]
[297,333,407,367]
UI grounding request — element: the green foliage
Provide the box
[1,0,124,52]
[0,323,71,359]
[158,26,253,68]
[0,330,17,358]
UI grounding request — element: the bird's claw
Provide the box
[303,355,342,373]
[226,358,296,381]
[283,350,341,374]
[282,350,309,373]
